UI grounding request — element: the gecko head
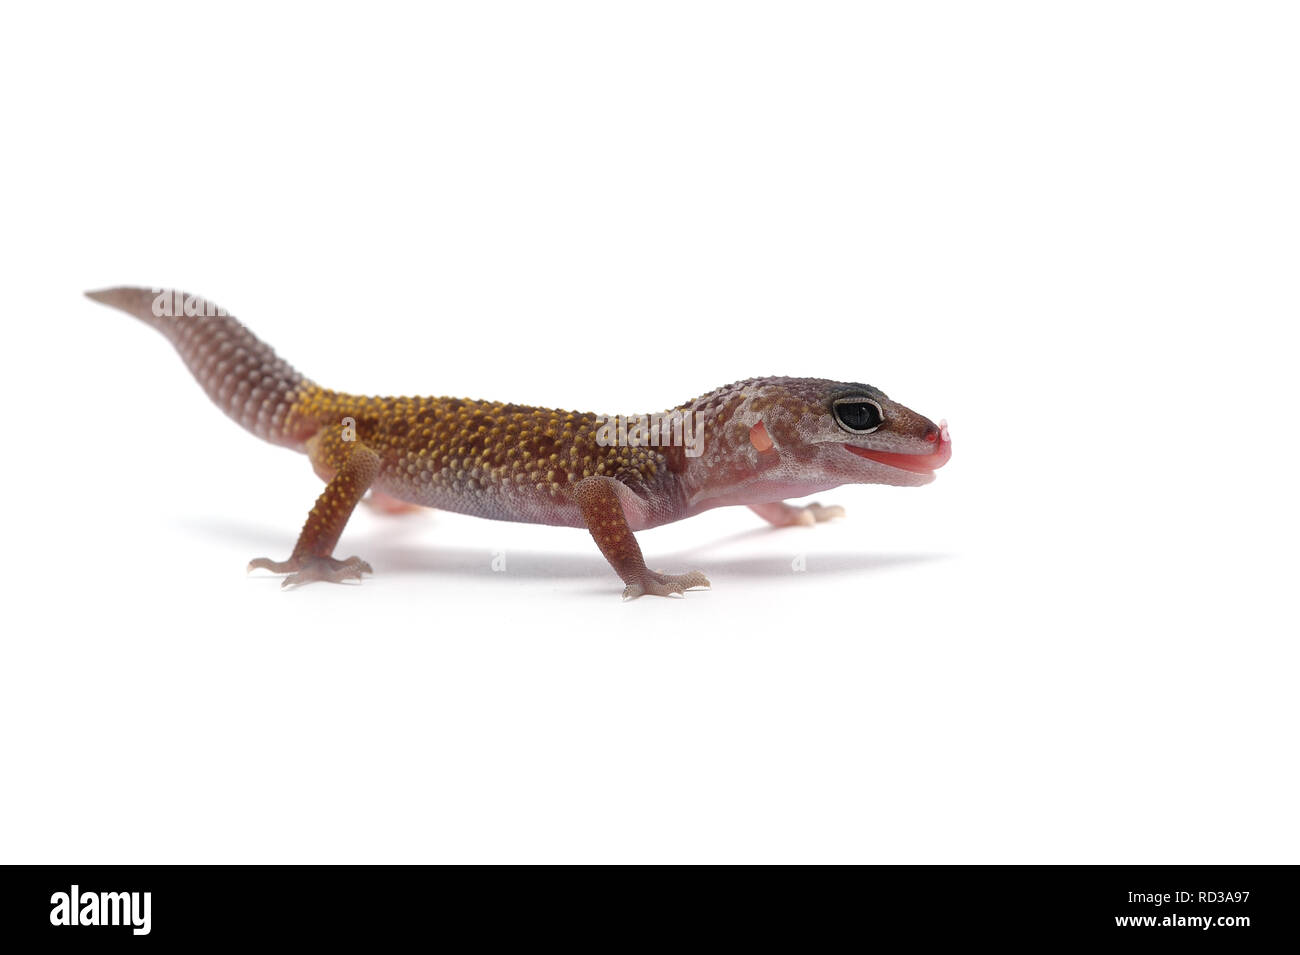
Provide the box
[742,378,950,488]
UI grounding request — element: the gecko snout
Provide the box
[846,418,951,474]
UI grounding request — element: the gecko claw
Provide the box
[248,555,374,587]
[622,569,711,600]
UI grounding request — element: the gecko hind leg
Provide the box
[749,500,845,528]
[249,442,382,588]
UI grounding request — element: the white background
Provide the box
[1,2,1295,863]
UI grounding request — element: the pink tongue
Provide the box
[845,437,952,473]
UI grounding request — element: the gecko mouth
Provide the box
[844,420,951,474]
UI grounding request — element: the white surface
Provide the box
[1,2,1296,863]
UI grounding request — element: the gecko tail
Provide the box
[85,286,318,451]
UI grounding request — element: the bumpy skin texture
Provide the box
[87,288,951,597]
[84,288,314,450]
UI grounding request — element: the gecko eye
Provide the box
[833,398,884,434]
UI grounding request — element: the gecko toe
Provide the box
[751,500,846,528]
[248,556,296,574]
[807,503,846,523]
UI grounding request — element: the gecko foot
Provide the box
[751,500,845,527]
[622,569,711,600]
[798,502,845,525]
[247,554,374,588]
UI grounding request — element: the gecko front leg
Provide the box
[749,500,845,527]
[249,440,381,588]
[572,477,710,599]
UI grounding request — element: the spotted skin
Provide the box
[289,385,683,529]
[87,288,950,597]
